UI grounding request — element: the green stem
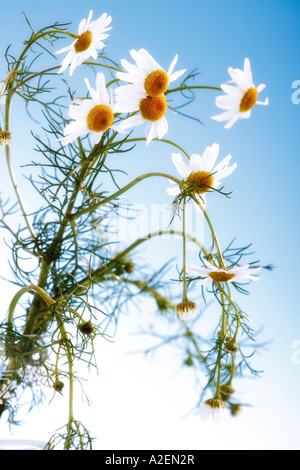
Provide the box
[58,229,210,299]
[190,193,226,268]
[8,285,55,329]
[7,284,75,442]
[108,137,191,160]
[182,197,188,301]
[70,172,184,220]
[165,85,222,95]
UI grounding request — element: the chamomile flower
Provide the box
[56,10,112,76]
[166,144,237,207]
[195,399,228,423]
[116,48,186,96]
[114,48,186,145]
[186,260,262,286]
[60,72,123,146]
[212,58,269,128]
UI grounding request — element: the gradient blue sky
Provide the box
[0,0,300,450]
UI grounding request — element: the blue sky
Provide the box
[1,0,300,449]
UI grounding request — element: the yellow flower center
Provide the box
[86,105,114,133]
[74,31,93,53]
[239,87,258,113]
[209,271,236,282]
[186,171,214,194]
[144,70,169,97]
[139,95,167,122]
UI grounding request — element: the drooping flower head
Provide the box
[114,49,186,145]
[60,72,123,146]
[175,300,197,320]
[167,144,237,207]
[0,130,11,146]
[56,10,112,76]
[212,58,269,128]
[186,260,262,286]
[195,398,228,423]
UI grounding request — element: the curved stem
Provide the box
[7,284,75,444]
[190,193,226,268]
[108,137,191,160]
[2,28,78,241]
[165,85,222,95]
[70,172,184,219]
[7,285,55,328]
[62,229,210,298]
[4,144,37,241]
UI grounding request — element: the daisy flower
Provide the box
[166,144,237,207]
[56,10,112,76]
[186,260,262,286]
[194,399,228,423]
[60,72,123,146]
[114,48,186,145]
[212,58,269,128]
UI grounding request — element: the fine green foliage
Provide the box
[0,11,271,449]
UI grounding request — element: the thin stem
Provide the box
[190,193,226,268]
[182,197,188,301]
[108,137,191,160]
[165,85,222,95]
[4,145,38,241]
[56,229,209,300]
[70,172,184,220]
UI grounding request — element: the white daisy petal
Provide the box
[119,114,145,130]
[166,185,181,196]
[171,153,191,179]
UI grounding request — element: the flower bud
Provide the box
[184,355,194,367]
[230,403,243,417]
[78,321,94,335]
[124,261,135,274]
[220,384,235,401]
[53,380,64,393]
[225,341,239,353]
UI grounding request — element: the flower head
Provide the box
[212,58,269,128]
[167,144,237,207]
[0,130,11,146]
[195,398,228,423]
[114,49,186,145]
[175,300,197,320]
[56,10,112,76]
[60,72,123,146]
[187,260,262,286]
